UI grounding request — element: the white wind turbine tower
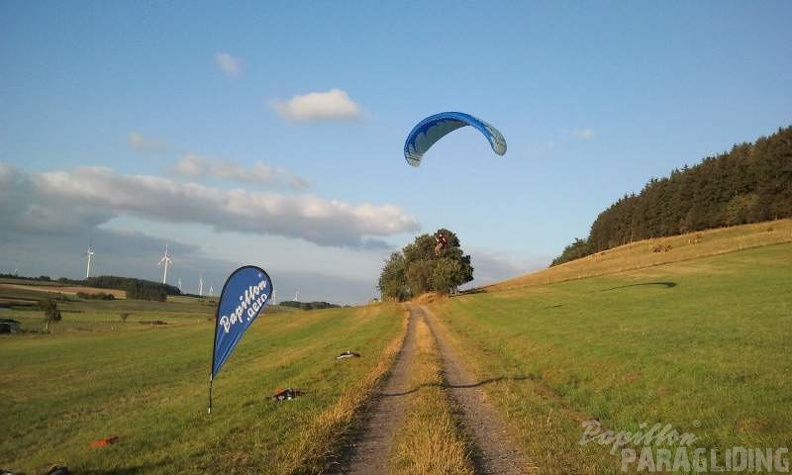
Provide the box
[294,290,300,301]
[157,243,173,284]
[199,273,205,297]
[209,284,214,296]
[85,244,95,279]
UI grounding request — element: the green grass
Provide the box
[3,222,790,474]
[0,302,403,474]
[430,243,792,473]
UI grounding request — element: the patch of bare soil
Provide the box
[336,308,418,474]
[0,283,126,299]
[420,305,537,474]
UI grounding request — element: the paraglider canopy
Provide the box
[404,111,507,166]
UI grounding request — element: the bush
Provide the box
[40,299,62,333]
[77,292,116,300]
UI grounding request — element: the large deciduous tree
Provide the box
[377,229,473,301]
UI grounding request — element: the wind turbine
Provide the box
[199,273,204,297]
[157,243,173,284]
[209,284,214,296]
[177,278,183,293]
[294,290,300,302]
[85,244,95,279]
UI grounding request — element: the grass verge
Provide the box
[273,306,409,475]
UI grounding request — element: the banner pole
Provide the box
[208,266,273,417]
[208,373,214,415]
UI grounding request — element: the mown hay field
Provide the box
[1,297,404,475]
[429,240,792,473]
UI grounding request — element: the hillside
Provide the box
[487,218,792,292]
[430,231,791,471]
[553,125,792,265]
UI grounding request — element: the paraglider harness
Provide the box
[272,388,303,401]
[335,350,360,360]
[434,232,448,256]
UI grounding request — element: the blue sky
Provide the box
[2,1,791,304]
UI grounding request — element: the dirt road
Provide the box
[421,305,535,474]
[339,307,418,474]
[338,305,534,474]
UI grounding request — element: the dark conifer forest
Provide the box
[553,126,792,266]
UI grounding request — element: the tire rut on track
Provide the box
[419,305,536,475]
[336,308,417,474]
[336,305,535,474]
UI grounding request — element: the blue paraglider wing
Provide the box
[404,112,507,167]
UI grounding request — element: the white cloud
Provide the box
[0,222,380,303]
[215,52,242,77]
[1,163,418,248]
[127,131,169,153]
[173,154,208,177]
[572,128,596,140]
[269,89,362,122]
[174,155,313,190]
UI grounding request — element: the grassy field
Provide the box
[0,292,220,334]
[0,294,404,474]
[2,220,790,474]
[429,239,792,473]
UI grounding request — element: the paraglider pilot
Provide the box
[434,231,448,256]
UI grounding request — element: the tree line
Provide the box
[278,301,343,311]
[378,229,473,301]
[553,126,792,265]
[86,276,181,302]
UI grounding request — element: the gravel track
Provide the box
[337,308,418,474]
[337,305,535,474]
[420,305,536,474]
